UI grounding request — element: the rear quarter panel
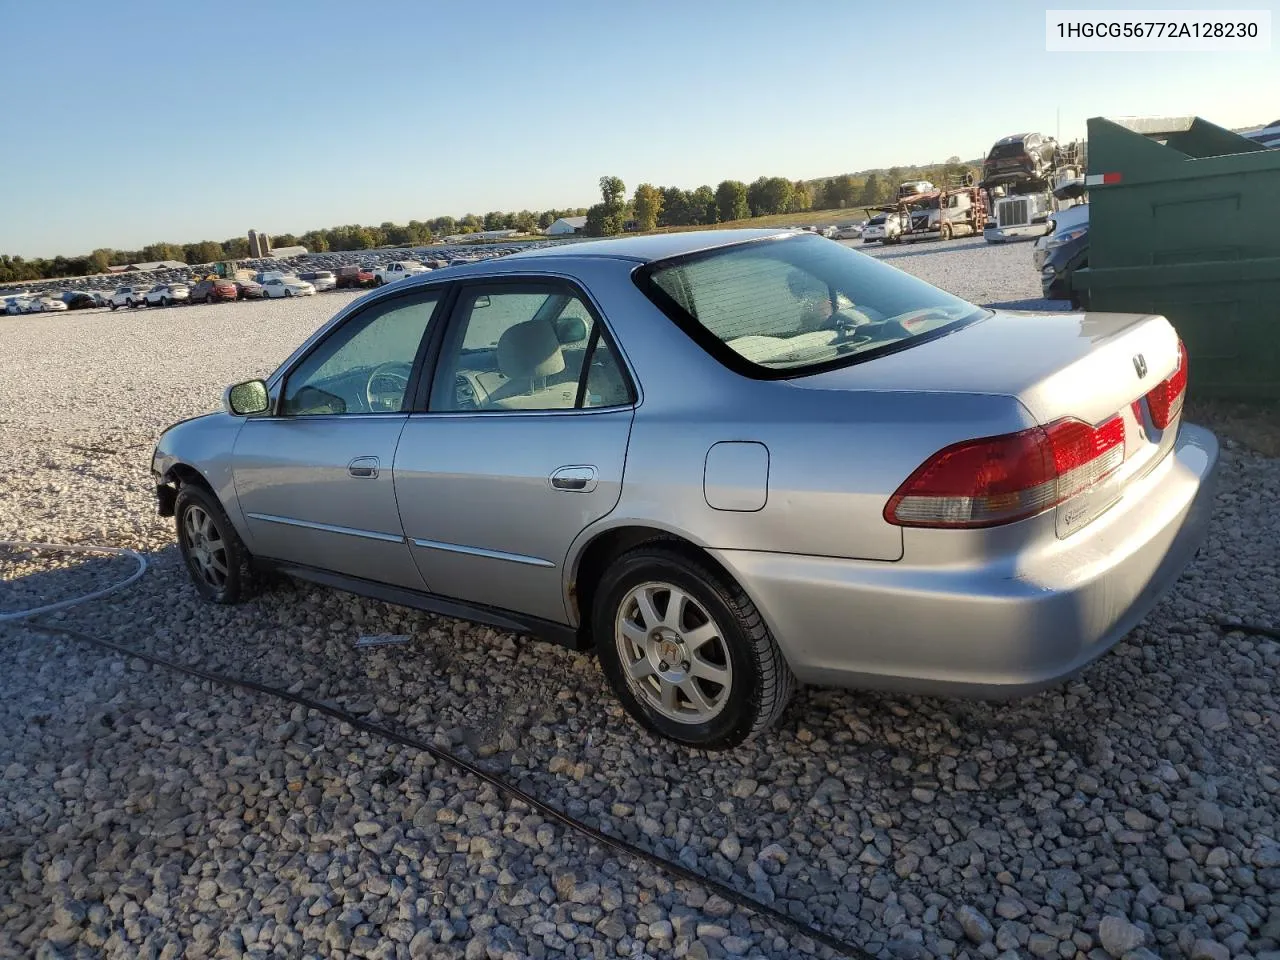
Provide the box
[554,255,1035,569]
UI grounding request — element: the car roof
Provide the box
[504,229,794,264]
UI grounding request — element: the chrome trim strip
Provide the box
[410,537,555,568]
[246,513,405,544]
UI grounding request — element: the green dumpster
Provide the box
[1072,116,1280,402]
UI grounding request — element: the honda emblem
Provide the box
[1133,353,1148,378]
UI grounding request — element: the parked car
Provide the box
[861,212,902,244]
[356,267,378,286]
[145,283,191,307]
[261,276,316,299]
[62,291,99,310]
[1036,203,1090,306]
[255,271,287,284]
[374,261,429,285]
[190,278,240,304]
[2,296,31,315]
[833,223,863,240]
[335,265,369,289]
[30,295,68,312]
[982,132,1058,187]
[87,290,112,307]
[152,228,1217,749]
[235,279,265,300]
[298,270,337,292]
[110,284,150,309]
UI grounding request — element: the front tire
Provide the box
[593,546,794,749]
[175,485,253,604]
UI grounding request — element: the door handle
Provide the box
[550,465,598,493]
[348,456,380,479]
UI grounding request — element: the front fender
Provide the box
[151,412,249,541]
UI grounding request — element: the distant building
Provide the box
[545,216,587,236]
[268,246,308,259]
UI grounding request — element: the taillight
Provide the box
[1145,340,1188,429]
[885,415,1125,529]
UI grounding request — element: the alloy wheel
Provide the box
[182,504,229,591]
[615,581,733,724]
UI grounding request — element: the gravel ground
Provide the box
[1,248,1277,960]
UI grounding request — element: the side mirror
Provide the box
[225,379,270,416]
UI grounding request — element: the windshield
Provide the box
[639,234,986,376]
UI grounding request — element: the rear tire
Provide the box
[175,485,254,604]
[206,294,215,304]
[593,546,794,749]
[940,223,953,241]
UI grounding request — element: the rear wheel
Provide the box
[175,485,253,604]
[161,297,170,307]
[593,546,794,749]
[940,223,953,241]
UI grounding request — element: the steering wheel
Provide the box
[365,361,413,412]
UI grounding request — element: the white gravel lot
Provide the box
[1,246,1277,960]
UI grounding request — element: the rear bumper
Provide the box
[710,423,1220,698]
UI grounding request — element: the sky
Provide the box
[1,0,1277,258]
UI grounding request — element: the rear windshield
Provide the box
[638,234,985,376]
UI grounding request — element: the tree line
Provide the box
[1,157,976,285]
[586,157,976,235]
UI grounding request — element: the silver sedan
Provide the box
[152,230,1218,748]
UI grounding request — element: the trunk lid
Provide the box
[794,310,1185,526]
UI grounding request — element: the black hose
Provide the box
[10,617,874,960]
[1216,619,1280,641]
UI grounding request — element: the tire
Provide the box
[175,484,254,604]
[284,289,292,298]
[110,302,118,311]
[374,277,384,287]
[205,294,215,305]
[161,297,170,307]
[593,546,794,749]
[940,223,953,241]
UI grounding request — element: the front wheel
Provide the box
[206,294,215,304]
[593,546,794,749]
[284,289,292,298]
[160,297,170,307]
[175,485,253,604]
[110,302,118,311]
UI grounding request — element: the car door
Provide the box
[393,279,636,624]
[231,286,445,589]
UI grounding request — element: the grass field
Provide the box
[640,208,865,235]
